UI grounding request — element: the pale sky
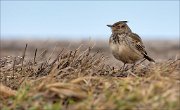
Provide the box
[1,1,179,40]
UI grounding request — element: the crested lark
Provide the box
[107,21,155,69]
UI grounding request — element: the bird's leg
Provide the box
[125,64,129,71]
[136,58,146,66]
[126,58,146,71]
[132,63,136,72]
[120,63,126,76]
[121,63,126,72]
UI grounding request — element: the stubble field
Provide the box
[0,39,179,110]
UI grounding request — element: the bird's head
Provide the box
[107,21,131,34]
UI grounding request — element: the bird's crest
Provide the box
[113,21,128,26]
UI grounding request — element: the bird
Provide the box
[107,21,155,70]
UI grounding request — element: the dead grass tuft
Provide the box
[0,44,179,110]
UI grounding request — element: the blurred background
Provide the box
[1,1,179,66]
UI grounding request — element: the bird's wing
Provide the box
[120,33,155,62]
[126,33,147,55]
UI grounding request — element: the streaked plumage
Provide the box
[108,21,155,65]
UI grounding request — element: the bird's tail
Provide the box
[144,55,155,62]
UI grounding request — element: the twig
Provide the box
[36,49,47,60]
[33,48,37,65]
[128,71,139,78]
[21,44,28,71]
[50,48,64,66]
[12,57,16,79]
[47,45,57,63]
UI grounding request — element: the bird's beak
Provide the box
[107,25,113,27]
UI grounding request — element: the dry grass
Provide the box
[0,41,180,110]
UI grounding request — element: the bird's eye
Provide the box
[121,25,125,28]
[117,26,121,28]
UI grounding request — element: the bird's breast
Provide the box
[109,42,126,56]
[109,41,143,63]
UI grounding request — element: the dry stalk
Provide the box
[21,44,28,71]
[33,48,37,65]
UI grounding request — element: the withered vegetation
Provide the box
[0,43,180,110]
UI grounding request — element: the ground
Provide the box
[0,39,179,110]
